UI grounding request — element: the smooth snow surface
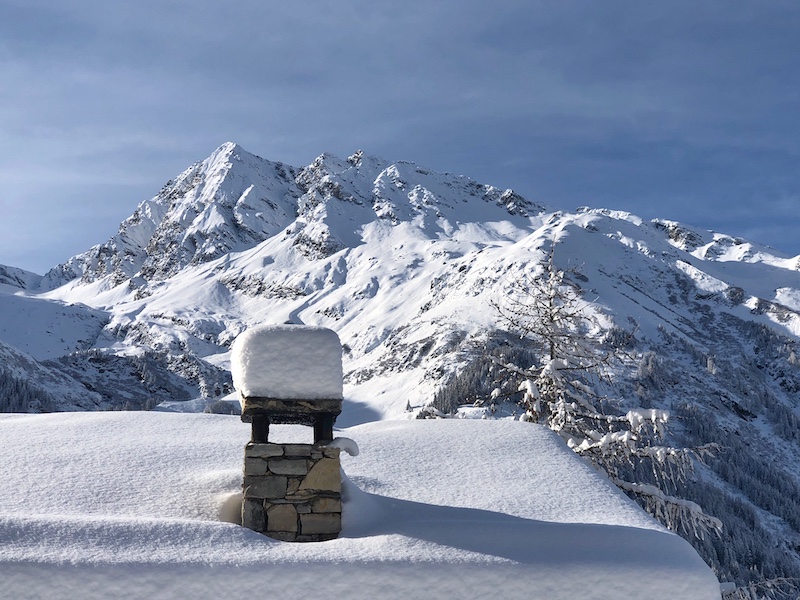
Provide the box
[0,293,108,360]
[0,413,719,599]
[231,324,343,399]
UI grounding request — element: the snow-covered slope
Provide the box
[0,264,41,291]
[0,413,720,599]
[0,340,103,411]
[2,142,800,593]
[0,293,108,360]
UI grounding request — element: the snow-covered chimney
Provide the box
[231,324,344,542]
[231,324,343,443]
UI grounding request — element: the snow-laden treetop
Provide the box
[231,324,343,400]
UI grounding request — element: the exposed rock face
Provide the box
[242,442,341,542]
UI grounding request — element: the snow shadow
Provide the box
[342,477,697,571]
[335,398,381,427]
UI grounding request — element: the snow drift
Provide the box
[0,412,719,599]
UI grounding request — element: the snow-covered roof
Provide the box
[0,413,720,599]
[231,324,343,400]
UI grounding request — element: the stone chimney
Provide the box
[231,324,344,542]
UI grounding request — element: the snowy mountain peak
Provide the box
[39,144,545,290]
[212,140,243,156]
[40,143,299,288]
[346,149,367,167]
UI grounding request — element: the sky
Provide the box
[1,0,798,274]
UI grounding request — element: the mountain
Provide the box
[40,143,299,289]
[2,142,800,595]
[0,264,41,291]
[0,339,103,412]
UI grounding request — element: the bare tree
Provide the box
[491,243,721,538]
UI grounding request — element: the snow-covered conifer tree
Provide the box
[491,242,721,538]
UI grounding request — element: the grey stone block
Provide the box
[245,443,284,458]
[300,513,341,535]
[243,476,287,499]
[244,457,268,476]
[267,504,298,533]
[268,458,309,476]
[283,444,312,457]
[242,499,265,532]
